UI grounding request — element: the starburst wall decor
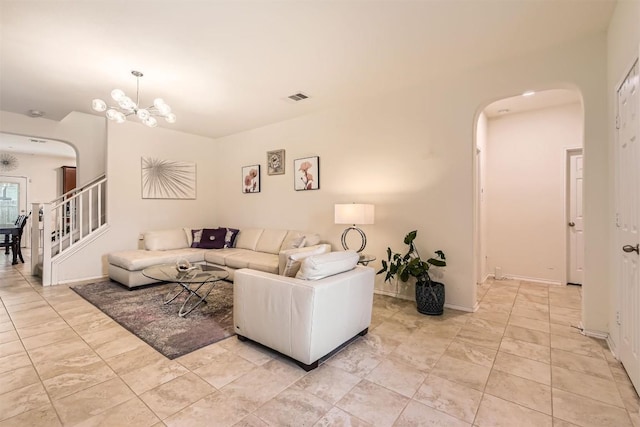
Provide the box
[0,153,19,172]
[141,157,196,199]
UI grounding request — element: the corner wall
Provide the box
[476,112,488,283]
[105,121,219,249]
[52,120,220,284]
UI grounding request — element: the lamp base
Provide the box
[341,226,367,253]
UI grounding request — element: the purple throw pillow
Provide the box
[224,228,240,248]
[198,228,227,249]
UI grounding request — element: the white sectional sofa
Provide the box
[108,227,330,288]
[234,252,375,370]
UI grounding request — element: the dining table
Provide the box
[0,223,20,265]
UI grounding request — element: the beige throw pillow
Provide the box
[295,251,359,280]
[282,245,327,277]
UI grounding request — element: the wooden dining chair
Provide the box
[13,213,30,263]
[3,215,25,255]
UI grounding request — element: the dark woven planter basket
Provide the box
[415,280,445,315]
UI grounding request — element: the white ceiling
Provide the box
[0,133,76,158]
[0,1,615,139]
[484,89,582,118]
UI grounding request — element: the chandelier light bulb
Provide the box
[136,108,150,120]
[114,111,126,123]
[111,89,125,102]
[144,116,158,127]
[157,103,171,115]
[118,96,136,111]
[106,109,119,121]
[92,71,175,128]
[91,99,107,112]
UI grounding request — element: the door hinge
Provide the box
[616,311,621,325]
[616,212,621,228]
[616,115,620,130]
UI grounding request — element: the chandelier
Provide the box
[91,70,176,128]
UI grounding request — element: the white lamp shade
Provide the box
[335,204,374,225]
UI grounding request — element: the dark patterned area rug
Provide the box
[71,280,234,359]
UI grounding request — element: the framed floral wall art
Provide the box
[267,149,285,175]
[242,165,261,193]
[294,156,320,191]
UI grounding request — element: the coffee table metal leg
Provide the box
[178,280,216,317]
[164,283,187,305]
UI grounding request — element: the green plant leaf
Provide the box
[434,250,445,260]
[427,257,446,267]
[400,270,410,282]
[404,230,417,245]
[376,260,388,275]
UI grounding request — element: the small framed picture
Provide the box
[242,165,260,193]
[294,156,320,191]
[267,149,285,175]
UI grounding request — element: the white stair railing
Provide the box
[31,175,107,285]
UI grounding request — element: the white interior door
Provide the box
[616,59,640,393]
[567,150,584,285]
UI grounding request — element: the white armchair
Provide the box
[233,265,375,370]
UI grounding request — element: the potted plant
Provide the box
[377,230,447,315]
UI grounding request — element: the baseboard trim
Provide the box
[374,290,477,312]
[374,290,412,301]
[486,274,562,286]
[606,335,619,360]
[582,327,609,340]
[57,274,108,286]
[444,302,478,313]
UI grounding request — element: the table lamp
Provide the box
[334,203,375,253]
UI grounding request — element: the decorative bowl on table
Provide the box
[175,259,197,273]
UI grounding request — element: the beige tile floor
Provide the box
[1,257,639,426]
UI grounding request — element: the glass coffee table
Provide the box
[142,263,229,317]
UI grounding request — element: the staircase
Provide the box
[31,175,108,285]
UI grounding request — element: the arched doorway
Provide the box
[0,132,77,248]
[474,89,584,288]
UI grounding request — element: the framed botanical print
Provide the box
[242,165,260,193]
[294,156,320,191]
[267,149,285,175]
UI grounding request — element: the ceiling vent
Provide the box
[27,109,45,118]
[287,92,310,102]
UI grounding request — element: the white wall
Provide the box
[106,121,220,246]
[485,103,582,284]
[213,34,608,314]
[606,1,640,347]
